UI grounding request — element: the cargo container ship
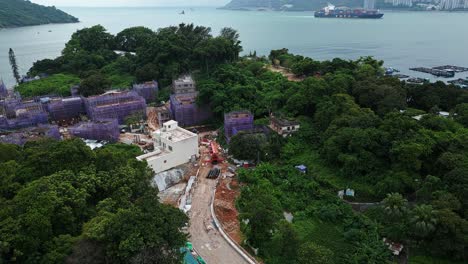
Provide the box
[315,4,384,19]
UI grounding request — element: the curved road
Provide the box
[188,165,249,264]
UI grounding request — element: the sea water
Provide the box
[1,7,468,87]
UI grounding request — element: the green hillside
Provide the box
[222,0,364,11]
[0,0,78,28]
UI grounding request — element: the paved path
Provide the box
[188,166,249,264]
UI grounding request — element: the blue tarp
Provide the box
[295,165,307,173]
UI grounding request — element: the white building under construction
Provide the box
[137,120,198,173]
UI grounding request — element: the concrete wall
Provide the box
[140,129,199,173]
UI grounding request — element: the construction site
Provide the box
[169,75,212,127]
[1,76,258,264]
[0,79,154,145]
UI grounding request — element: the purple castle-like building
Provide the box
[133,81,158,103]
[47,96,85,122]
[0,125,60,145]
[68,119,120,142]
[0,100,49,130]
[224,110,254,142]
[84,91,147,124]
[169,75,212,127]
[0,77,162,144]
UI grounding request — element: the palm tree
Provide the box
[383,193,408,219]
[410,204,437,238]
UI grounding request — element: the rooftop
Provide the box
[225,110,253,119]
[73,119,116,128]
[271,117,300,127]
[134,81,158,88]
[174,75,194,84]
[157,120,197,142]
[62,97,82,102]
[172,93,198,104]
[86,90,133,100]
[136,147,171,162]
[159,127,196,142]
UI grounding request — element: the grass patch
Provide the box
[16,74,79,97]
[108,73,134,89]
[288,149,379,202]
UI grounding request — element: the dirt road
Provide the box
[188,165,249,264]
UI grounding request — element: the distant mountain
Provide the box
[0,0,78,28]
[222,0,364,11]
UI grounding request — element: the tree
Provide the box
[269,48,289,64]
[291,58,321,76]
[79,73,111,97]
[454,103,468,127]
[0,139,188,263]
[382,193,408,219]
[84,192,187,263]
[410,205,437,238]
[238,185,282,248]
[9,48,21,83]
[229,133,267,161]
[220,27,242,62]
[297,242,334,264]
[115,27,155,52]
[266,221,300,263]
[64,25,115,54]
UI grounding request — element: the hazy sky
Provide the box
[31,0,229,7]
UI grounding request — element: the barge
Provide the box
[409,67,455,78]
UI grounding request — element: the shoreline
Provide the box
[0,20,80,30]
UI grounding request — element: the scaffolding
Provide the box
[170,93,212,127]
[224,110,254,142]
[1,97,21,118]
[70,85,80,96]
[173,75,197,95]
[0,101,49,130]
[133,81,159,103]
[0,125,60,145]
[84,91,147,124]
[47,96,85,122]
[68,119,120,142]
[0,79,7,98]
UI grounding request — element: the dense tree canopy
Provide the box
[0,140,187,263]
[197,50,468,262]
[19,25,468,263]
[27,24,244,96]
